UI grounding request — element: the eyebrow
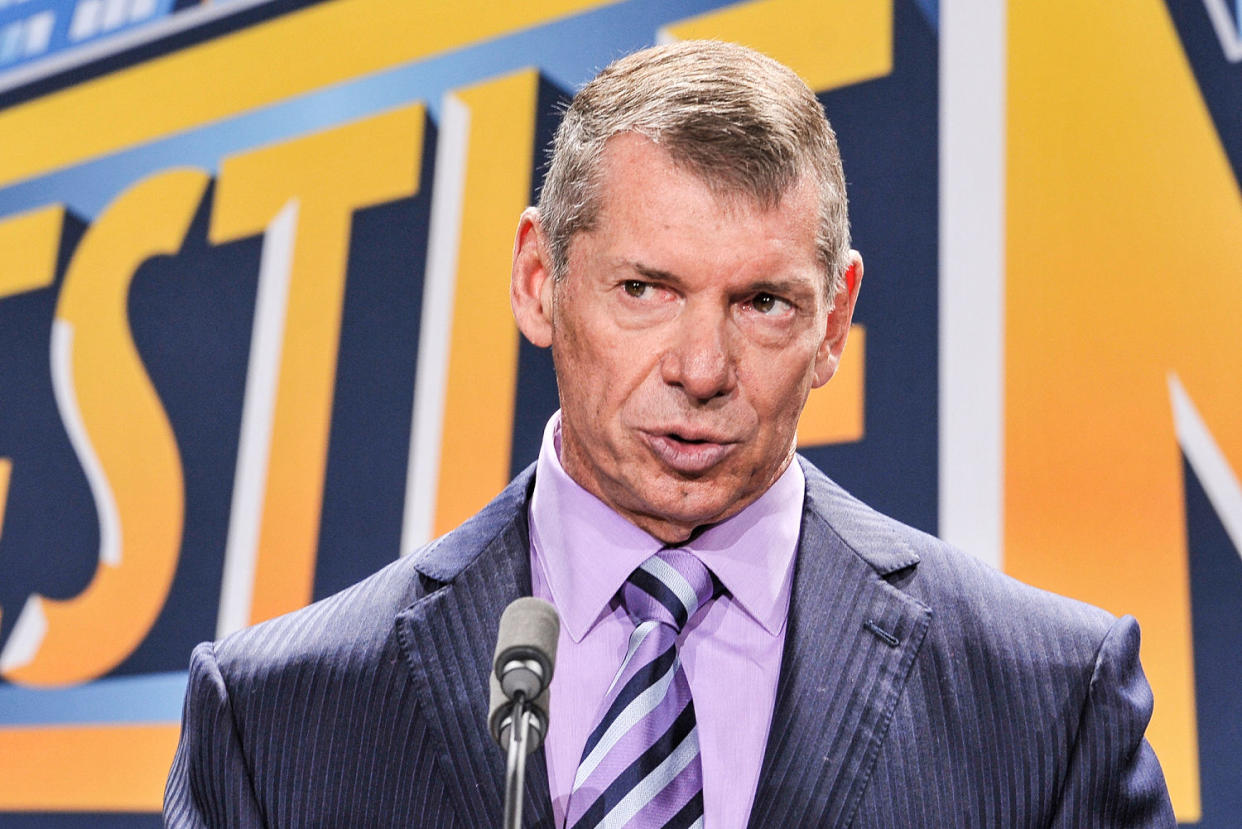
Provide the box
[631,262,683,286]
[628,261,818,300]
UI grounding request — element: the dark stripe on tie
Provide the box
[629,567,689,629]
[578,642,677,760]
[570,699,698,829]
[665,789,705,829]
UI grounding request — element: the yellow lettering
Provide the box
[2,169,207,686]
[432,71,541,536]
[1005,3,1215,817]
[797,325,865,446]
[661,0,892,90]
[0,723,179,810]
[210,106,424,625]
[0,204,62,298]
[0,0,611,190]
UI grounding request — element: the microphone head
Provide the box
[493,597,560,700]
[489,671,549,754]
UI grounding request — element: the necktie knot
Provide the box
[622,549,716,634]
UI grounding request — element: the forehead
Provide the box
[579,134,826,294]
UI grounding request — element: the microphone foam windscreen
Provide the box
[493,597,560,686]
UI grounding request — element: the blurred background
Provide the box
[0,0,1235,824]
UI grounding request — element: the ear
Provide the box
[811,250,863,388]
[510,207,556,348]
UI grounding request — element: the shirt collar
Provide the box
[529,412,802,642]
[681,456,803,637]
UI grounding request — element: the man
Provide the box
[166,41,1175,827]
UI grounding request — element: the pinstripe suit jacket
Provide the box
[165,459,1175,827]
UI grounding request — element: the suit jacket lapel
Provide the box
[394,471,554,828]
[748,463,933,828]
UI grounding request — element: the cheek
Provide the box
[561,321,656,397]
[739,351,816,420]
[553,326,626,425]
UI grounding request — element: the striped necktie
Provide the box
[565,549,717,829]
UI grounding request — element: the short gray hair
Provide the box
[537,40,851,296]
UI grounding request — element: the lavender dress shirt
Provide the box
[528,413,803,827]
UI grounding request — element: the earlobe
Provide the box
[510,207,555,348]
[811,251,863,388]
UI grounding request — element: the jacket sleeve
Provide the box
[164,641,266,828]
[1049,615,1176,828]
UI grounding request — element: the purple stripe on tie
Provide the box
[574,650,681,790]
[570,702,698,828]
[623,738,704,827]
[579,639,677,763]
[572,686,692,808]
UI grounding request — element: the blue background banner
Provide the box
[0,0,1232,823]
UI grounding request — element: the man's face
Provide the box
[514,134,860,543]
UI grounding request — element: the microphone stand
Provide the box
[502,692,532,829]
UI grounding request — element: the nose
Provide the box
[660,310,735,402]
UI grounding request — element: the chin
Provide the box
[634,487,734,529]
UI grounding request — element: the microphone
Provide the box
[491,597,558,718]
[489,597,559,829]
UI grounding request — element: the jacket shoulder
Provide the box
[794,469,1171,822]
[798,457,1117,653]
[211,465,535,681]
[211,553,424,683]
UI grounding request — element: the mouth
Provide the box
[641,429,738,475]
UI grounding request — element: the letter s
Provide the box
[0,169,207,686]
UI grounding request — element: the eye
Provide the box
[622,280,651,299]
[751,292,792,315]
